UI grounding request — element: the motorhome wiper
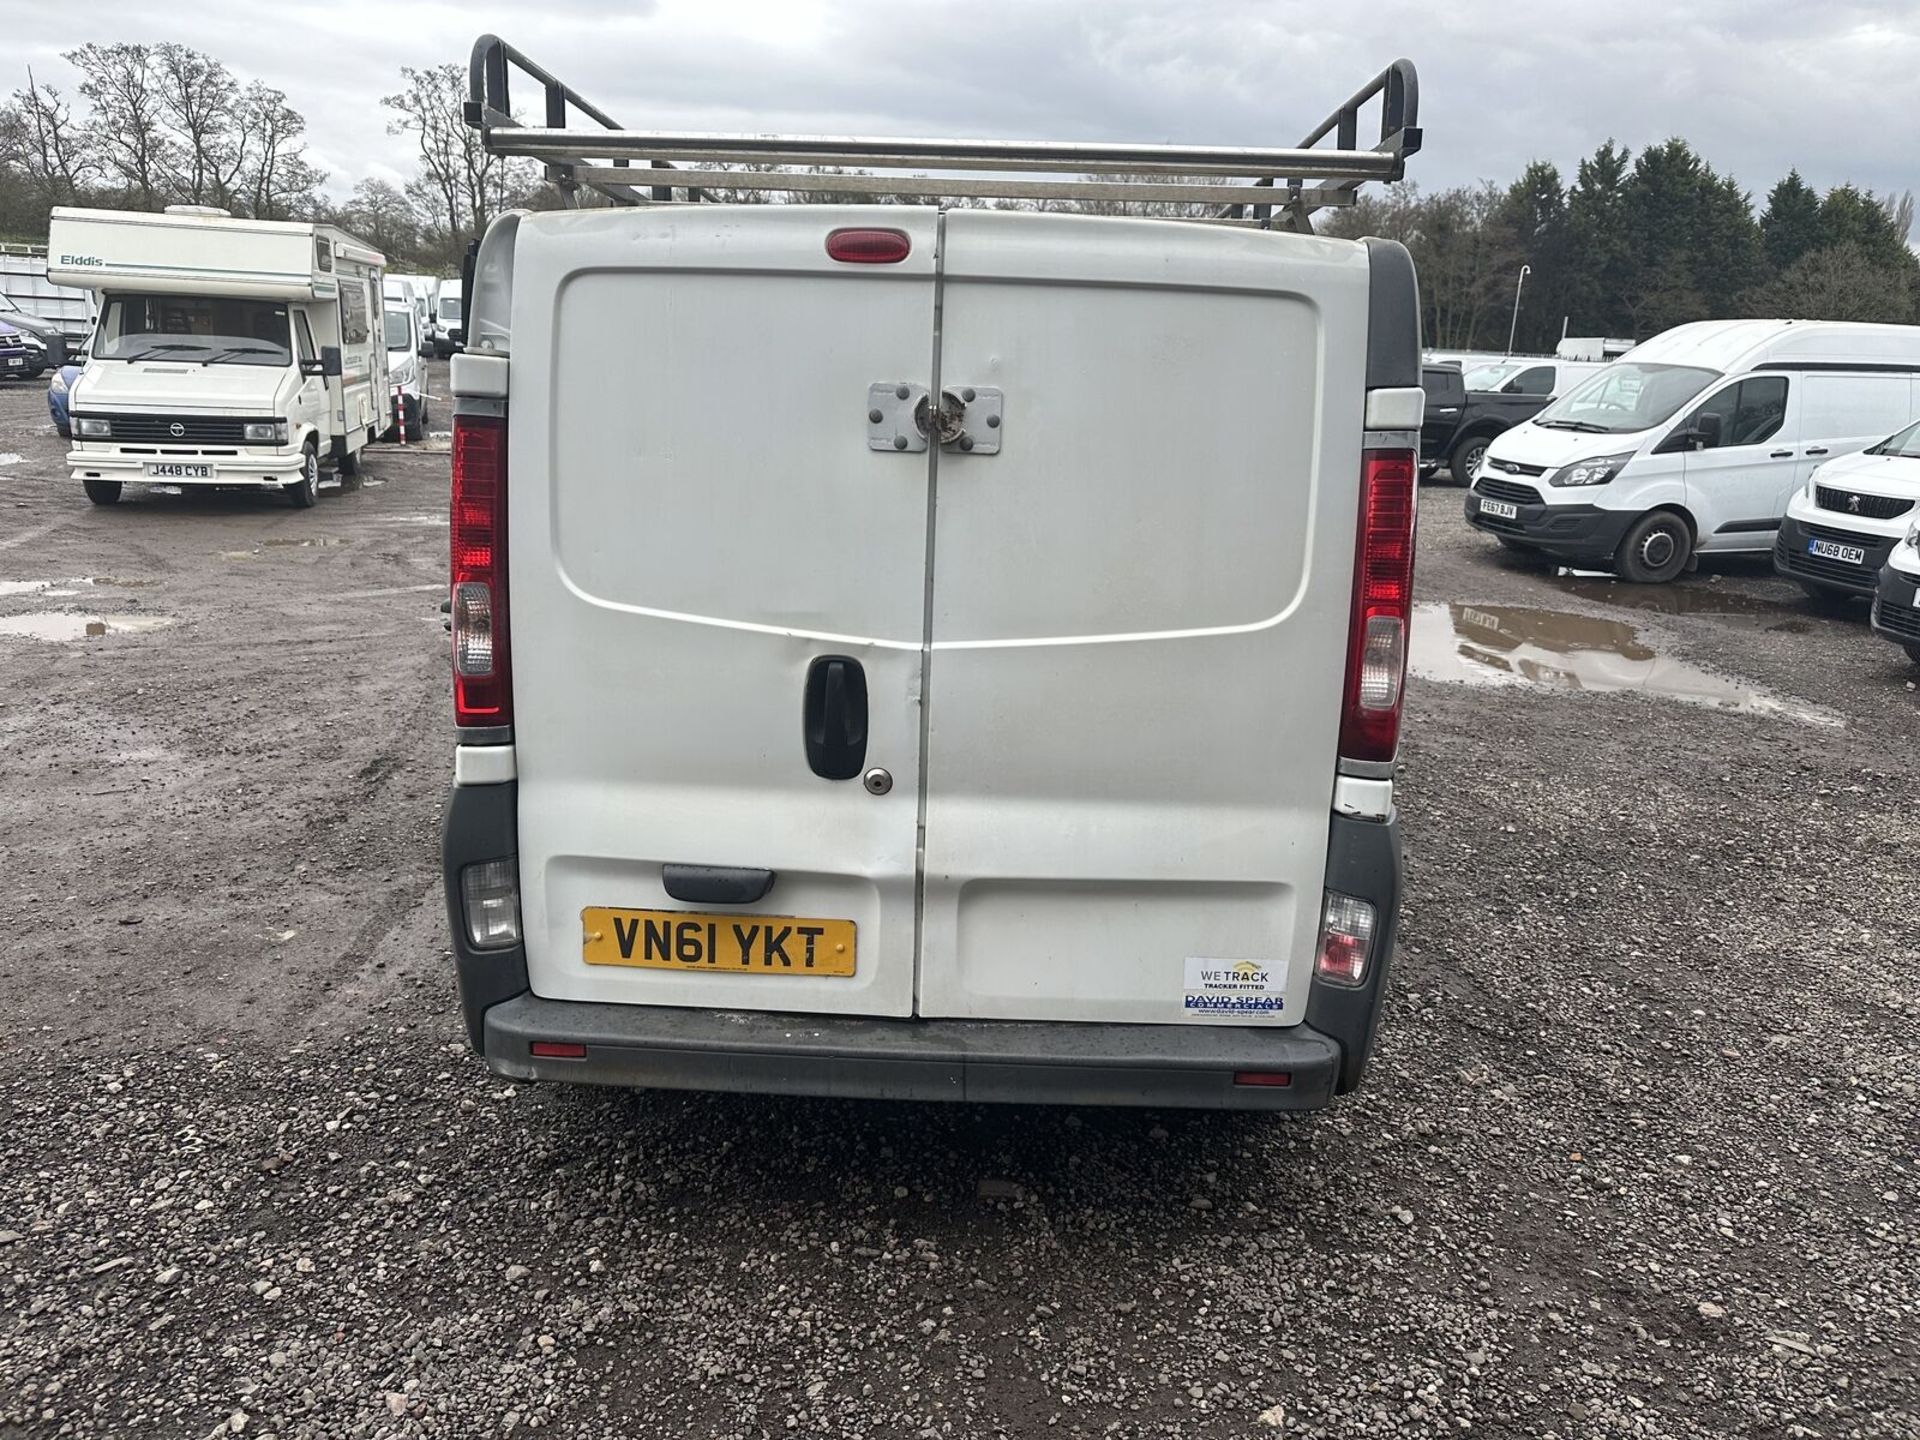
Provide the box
[201,345,284,365]
[124,342,211,361]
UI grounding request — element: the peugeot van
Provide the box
[1775,417,1920,599]
[1466,320,1920,582]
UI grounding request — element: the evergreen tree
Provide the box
[1760,171,1822,272]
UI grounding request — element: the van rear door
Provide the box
[915,211,1372,1026]
[507,207,939,1018]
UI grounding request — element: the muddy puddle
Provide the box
[0,614,177,642]
[1549,573,1804,622]
[0,578,157,597]
[263,536,350,548]
[1409,602,1838,726]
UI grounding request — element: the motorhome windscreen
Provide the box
[1533,363,1717,434]
[94,294,293,367]
[384,309,412,349]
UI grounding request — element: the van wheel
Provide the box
[1449,436,1491,486]
[1615,511,1690,584]
[289,443,320,508]
[83,479,122,506]
[1905,642,1920,667]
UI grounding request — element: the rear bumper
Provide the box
[1773,514,1897,595]
[1463,486,1635,559]
[443,783,1401,1111]
[484,996,1344,1108]
[1871,564,1920,645]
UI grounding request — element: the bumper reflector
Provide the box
[530,1042,586,1059]
[1232,1071,1293,1088]
[460,858,522,949]
[1314,891,1378,986]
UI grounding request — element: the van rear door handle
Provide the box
[1769,449,1793,458]
[1805,447,1829,456]
[803,655,868,781]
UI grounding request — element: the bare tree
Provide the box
[383,64,527,248]
[66,43,174,207]
[154,44,244,206]
[238,83,322,220]
[4,70,99,207]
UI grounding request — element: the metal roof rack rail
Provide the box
[465,35,1419,231]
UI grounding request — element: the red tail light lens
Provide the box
[451,414,510,726]
[826,227,911,264]
[1339,448,1417,763]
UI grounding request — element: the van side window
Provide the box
[294,312,316,365]
[1685,377,1788,448]
[1508,366,1555,396]
[341,281,369,346]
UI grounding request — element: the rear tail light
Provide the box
[451,414,510,725]
[460,858,521,949]
[1314,891,1377,986]
[826,227,911,263]
[1339,448,1417,763]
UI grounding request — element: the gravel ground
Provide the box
[0,366,1915,1439]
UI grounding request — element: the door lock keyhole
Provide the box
[913,389,970,447]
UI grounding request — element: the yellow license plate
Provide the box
[582,907,856,977]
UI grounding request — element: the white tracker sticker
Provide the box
[1183,957,1288,1017]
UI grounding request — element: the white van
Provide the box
[1774,417,1920,599]
[439,38,1426,1110]
[49,206,388,508]
[381,296,427,441]
[1871,523,1920,665]
[1466,320,1920,581]
[431,279,464,357]
[386,272,436,343]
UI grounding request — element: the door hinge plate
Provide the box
[868,382,930,453]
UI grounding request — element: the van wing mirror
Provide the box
[320,345,343,378]
[1655,410,1724,455]
[1694,411,1723,449]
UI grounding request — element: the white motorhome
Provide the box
[1467,320,1920,582]
[48,206,388,508]
[439,39,1425,1111]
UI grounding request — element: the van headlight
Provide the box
[242,420,289,445]
[1907,518,1920,549]
[1548,452,1635,488]
[75,416,111,439]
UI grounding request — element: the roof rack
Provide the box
[465,36,1419,232]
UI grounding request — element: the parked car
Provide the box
[47,358,84,437]
[0,298,66,366]
[1424,356,1605,484]
[1870,523,1920,665]
[1420,363,1465,476]
[1466,319,1920,582]
[440,37,1425,1111]
[0,320,47,380]
[1775,417,1920,599]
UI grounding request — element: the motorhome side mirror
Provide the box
[320,346,343,378]
[298,357,324,377]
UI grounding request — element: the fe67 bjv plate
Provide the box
[582,907,856,976]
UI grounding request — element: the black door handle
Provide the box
[803,656,868,780]
[1805,447,1829,456]
[1769,449,1792,458]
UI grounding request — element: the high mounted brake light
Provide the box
[451,414,510,726]
[1338,448,1417,763]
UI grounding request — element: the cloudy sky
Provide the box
[6,0,1918,207]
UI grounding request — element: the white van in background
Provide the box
[431,279,464,357]
[1467,320,1920,582]
[386,272,435,342]
[1774,417,1920,599]
[1870,523,1920,665]
[382,296,427,441]
[49,205,389,508]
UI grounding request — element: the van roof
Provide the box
[1625,319,1920,373]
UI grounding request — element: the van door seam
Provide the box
[910,208,948,1018]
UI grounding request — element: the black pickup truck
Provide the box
[1421,357,1600,484]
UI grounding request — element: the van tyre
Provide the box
[1449,435,1491,486]
[82,479,122,506]
[289,443,320,508]
[1904,642,1920,667]
[1615,510,1690,584]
